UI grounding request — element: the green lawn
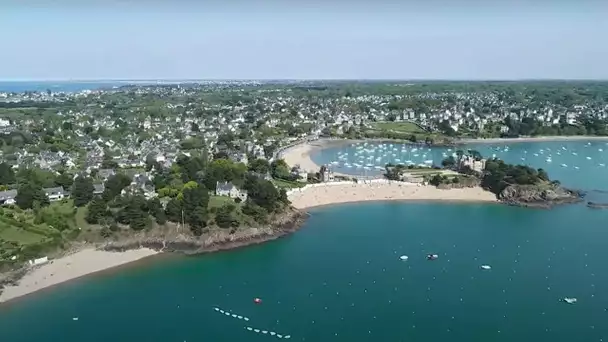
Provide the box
[372,121,428,134]
[273,179,306,189]
[208,195,237,209]
[0,225,46,244]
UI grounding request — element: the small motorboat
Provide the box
[481,265,491,270]
[254,298,262,304]
[399,255,409,261]
[427,254,439,260]
[563,297,577,304]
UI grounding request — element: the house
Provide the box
[215,181,248,201]
[459,156,486,173]
[98,168,116,181]
[0,189,17,205]
[44,187,67,201]
[298,172,308,182]
[120,174,157,199]
[319,165,335,182]
[93,183,105,195]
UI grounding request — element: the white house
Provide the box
[216,181,248,201]
[44,187,67,201]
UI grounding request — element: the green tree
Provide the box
[248,158,271,175]
[215,203,238,228]
[203,159,246,189]
[270,159,292,180]
[54,172,74,189]
[102,173,132,201]
[243,175,280,212]
[15,183,49,209]
[85,197,108,224]
[72,176,95,207]
[165,198,183,223]
[0,162,15,185]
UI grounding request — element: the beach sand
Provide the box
[288,181,497,209]
[0,248,158,303]
[280,139,355,173]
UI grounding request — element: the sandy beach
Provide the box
[0,248,158,303]
[280,139,354,173]
[288,180,497,209]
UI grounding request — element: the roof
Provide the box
[44,187,66,195]
[93,183,105,193]
[216,181,235,192]
[0,189,17,200]
[98,169,116,177]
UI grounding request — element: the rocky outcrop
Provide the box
[101,209,309,255]
[586,201,608,209]
[498,184,584,208]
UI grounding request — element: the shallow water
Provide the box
[1,141,608,342]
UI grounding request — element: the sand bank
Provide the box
[288,180,497,209]
[280,139,353,173]
[0,248,158,303]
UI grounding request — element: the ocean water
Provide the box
[311,140,608,191]
[1,141,608,342]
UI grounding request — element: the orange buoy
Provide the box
[254,298,262,304]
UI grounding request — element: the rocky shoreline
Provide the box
[101,208,309,255]
[586,201,608,209]
[497,184,585,209]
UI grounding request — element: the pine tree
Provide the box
[72,176,95,207]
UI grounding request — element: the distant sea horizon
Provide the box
[2,79,608,93]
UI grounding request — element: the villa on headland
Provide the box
[459,155,486,173]
[215,181,248,201]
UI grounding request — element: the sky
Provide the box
[1,0,608,80]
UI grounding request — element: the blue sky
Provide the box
[1,0,607,80]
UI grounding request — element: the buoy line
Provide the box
[213,307,250,321]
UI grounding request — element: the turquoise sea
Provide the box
[2,140,608,342]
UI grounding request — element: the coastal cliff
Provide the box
[101,208,308,255]
[498,184,583,208]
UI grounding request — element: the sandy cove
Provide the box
[280,139,354,173]
[0,248,158,303]
[288,180,497,209]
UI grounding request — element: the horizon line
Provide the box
[2,78,608,83]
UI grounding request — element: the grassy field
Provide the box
[372,121,428,134]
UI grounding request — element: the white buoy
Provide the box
[481,265,491,270]
[399,255,409,261]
